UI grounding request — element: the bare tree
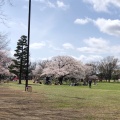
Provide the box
[0,33,9,50]
[0,0,11,49]
[98,56,119,82]
[32,60,49,76]
[0,0,12,24]
[85,62,98,75]
[0,0,12,8]
[0,0,12,81]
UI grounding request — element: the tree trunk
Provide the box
[58,76,63,85]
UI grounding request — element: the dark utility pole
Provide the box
[25,0,31,91]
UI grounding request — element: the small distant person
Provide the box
[88,79,92,88]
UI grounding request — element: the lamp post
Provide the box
[25,0,31,91]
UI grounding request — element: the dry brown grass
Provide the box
[0,86,82,120]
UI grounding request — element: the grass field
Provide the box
[0,81,120,120]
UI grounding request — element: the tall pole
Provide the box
[25,0,31,91]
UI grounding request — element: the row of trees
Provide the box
[0,35,119,84]
[0,0,119,85]
[32,56,119,84]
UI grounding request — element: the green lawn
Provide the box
[1,81,120,120]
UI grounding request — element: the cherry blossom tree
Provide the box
[41,56,85,84]
[0,50,11,81]
[0,33,11,80]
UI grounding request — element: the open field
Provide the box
[0,81,120,120]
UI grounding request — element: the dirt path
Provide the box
[0,85,83,120]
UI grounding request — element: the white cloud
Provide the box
[110,45,120,55]
[7,50,15,58]
[74,18,91,25]
[84,37,109,48]
[72,55,103,63]
[30,0,69,10]
[39,56,52,60]
[76,37,120,57]
[83,0,120,12]
[30,42,46,49]
[8,21,27,32]
[79,55,103,63]
[74,17,120,36]
[52,47,65,54]
[30,57,36,62]
[56,1,69,10]
[94,18,120,36]
[30,56,53,62]
[77,47,106,54]
[62,43,74,49]
[47,1,56,8]
[77,37,109,54]
[46,43,65,53]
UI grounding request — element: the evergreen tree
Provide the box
[8,35,28,84]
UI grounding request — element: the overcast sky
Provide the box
[1,0,120,63]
